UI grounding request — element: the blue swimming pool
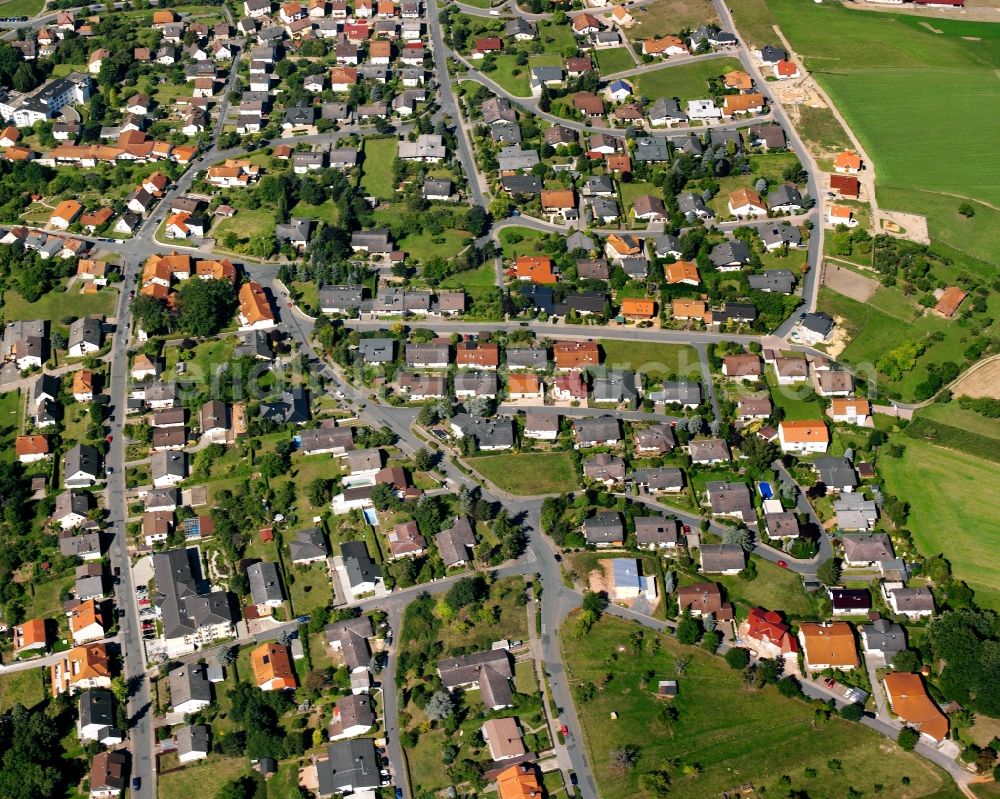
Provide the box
[363,508,379,526]
[758,482,774,499]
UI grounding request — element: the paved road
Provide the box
[105,256,157,798]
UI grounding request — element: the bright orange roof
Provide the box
[51,199,83,222]
[68,599,104,636]
[0,125,20,142]
[779,419,828,443]
[497,764,542,799]
[330,66,358,84]
[80,208,113,227]
[3,146,33,161]
[605,154,631,173]
[723,92,765,113]
[774,59,798,76]
[829,204,852,219]
[167,211,192,233]
[723,70,753,90]
[798,622,858,668]
[515,256,556,285]
[540,189,575,209]
[15,618,47,649]
[73,369,94,394]
[830,397,870,417]
[672,299,707,319]
[196,258,237,282]
[152,9,176,23]
[239,281,274,325]
[507,373,541,394]
[666,260,700,284]
[251,642,297,689]
[141,282,170,301]
[621,297,655,318]
[370,39,392,56]
[883,672,948,742]
[834,151,862,171]
[15,434,49,457]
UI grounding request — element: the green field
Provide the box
[563,615,964,799]
[765,370,823,421]
[483,56,532,97]
[594,47,635,77]
[879,437,1000,610]
[634,58,742,102]
[0,669,45,713]
[0,0,44,17]
[438,261,497,300]
[598,339,701,380]
[360,138,398,200]
[158,755,252,799]
[1,285,117,323]
[715,555,816,619]
[471,451,578,495]
[764,0,1000,264]
[498,226,548,259]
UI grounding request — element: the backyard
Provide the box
[0,669,45,713]
[360,138,399,200]
[598,339,701,380]
[594,47,635,77]
[879,436,1000,611]
[1,284,117,323]
[562,614,965,799]
[713,555,817,619]
[634,58,742,103]
[471,451,578,495]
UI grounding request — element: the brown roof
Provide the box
[933,286,967,318]
[541,189,575,209]
[16,434,49,457]
[553,341,599,368]
[883,672,948,742]
[829,174,861,197]
[799,622,858,669]
[239,281,274,325]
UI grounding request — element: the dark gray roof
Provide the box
[709,240,752,267]
[437,648,512,690]
[700,544,746,572]
[247,561,283,605]
[152,548,233,640]
[175,725,210,757]
[648,380,701,406]
[319,285,364,311]
[813,456,858,489]
[748,270,795,294]
[289,527,329,562]
[767,183,803,208]
[318,739,381,794]
[168,663,211,709]
[706,480,753,520]
[630,467,684,491]
[435,516,477,566]
[861,618,906,655]
[79,689,115,731]
[500,174,542,195]
[506,348,547,369]
[583,512,624,543]
[573,415,620,444]
[341,541,382,588]
[325,616,373,670]
[357,337,395,363]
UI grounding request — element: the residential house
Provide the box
[699,544,746,575]
[583,512,624,547]
[778,420,829,454]
[798,622,859,672]
[251,642,297,690]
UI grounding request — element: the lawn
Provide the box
[498,226,548,259]
[618,180,659,219]
[0,0,44,16]
[289,198,340,226]
[796,105,853,166]
[396,228,472,263]
[438,261,497,300]
[536,19,577,54]
[0,390,22,463]
[471,452,577,495]
[599,340,701,380]
[765,0,1000,260]
[485,56,532,97]
[360,138,398,200]
[714,555,816,618]
[594,47,635,77]
[164,337,235,382]
[563,614,964,799]
[625,0,719,41]
[287,561,333,617]
[879,438,1000,611]
[212,208,275,247]
[764,370,824,421]
[1,285,117,323]
[0,669,45,713]
[26,570,76,620]
[634,58,742,102]
[158,755,252,799]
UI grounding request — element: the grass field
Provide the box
[563,615,964,799]
[816,287,1000,401]
[796,105,853,166]
[879,437,1000,610]
[498,226,548,259]
[764,0,1000,264]
[0,0,44,16]
[594,47,635,77]
[714,555,816,618]
[599,339,701,380]
[360,138,398,200]
[438,261,496,299]
[471,451,577,495]
[764,370,823,421]
[212,208,275,247]
[484,56,532,97]
[287,561,333,617]
[158,755,252,799]
[634,58,742,103]
[625,0,719,41]
[1,285,117,323]
[0,669,45,713]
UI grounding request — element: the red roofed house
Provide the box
[829,174,860,198]
[471,37,501,58]
[933,286,967,318]
[738,607,799,674]
[514,256,557,285]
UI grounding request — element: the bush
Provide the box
[840,702,865,721]
[897,727,920,751]
[725,647,750,670]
